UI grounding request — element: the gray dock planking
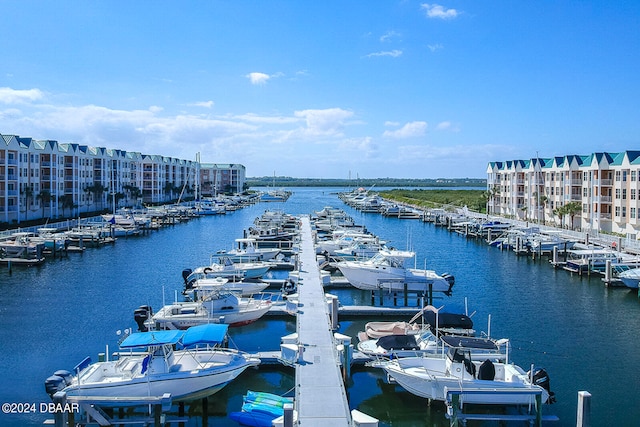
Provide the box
[294,216,352,426]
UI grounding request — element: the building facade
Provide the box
[487,151,640,237]
[199,163,246,196]
[0,134,245,225]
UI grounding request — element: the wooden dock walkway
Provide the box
[294,215,352,426]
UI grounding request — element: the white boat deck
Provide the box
[295,216,352,426]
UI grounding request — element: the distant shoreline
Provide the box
[246,177,486,188]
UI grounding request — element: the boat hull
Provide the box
[337,263,451,293]
[383,357,548,405]
[62,352,259,405]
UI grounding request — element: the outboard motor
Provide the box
[530,367,556,403]
[182,268,193,287]
[134,305,153,332]
[53,370,73,386]
[442,273,455,294]
[44,375,66,397]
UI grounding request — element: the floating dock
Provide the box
[292,215,353,426]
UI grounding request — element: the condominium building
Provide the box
[199,163,246,197]
[487,151,640,237]
[0,133,245,225]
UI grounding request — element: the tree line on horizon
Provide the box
[246,177,486,188]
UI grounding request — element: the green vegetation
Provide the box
[247,177,486,188]
[379,189,488,213]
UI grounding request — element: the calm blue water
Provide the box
[1,187,638,426]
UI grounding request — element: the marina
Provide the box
[0,187,639,426]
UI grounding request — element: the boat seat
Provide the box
[169,364,182,373]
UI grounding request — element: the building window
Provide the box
[615,206,620,217]
[632,189,637,200]
[632,170,637,182]
[632,207,636,219]
[623,189,627,200]
[623,171,628,182]
[615,189,620,199]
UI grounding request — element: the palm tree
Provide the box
[21,185,34,221]
[483,184,500,215]
[123,184,137,206]
[58,194,75,218]
[564,201,582,230]
[553,206,566,228]
[36,190,52,218]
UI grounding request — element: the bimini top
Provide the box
[120,329,185,349]
[181,324,229,347]
[119,324,229,349]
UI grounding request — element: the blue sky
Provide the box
[1,1,639,179]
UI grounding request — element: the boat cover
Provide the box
[423,311,473,330]
[181,323,229,346]
[120,330,185,348]
[441,335,498,350]
[376,334,419,351]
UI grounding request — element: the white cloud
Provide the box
[340,136,378,159]
[231,113,300,124]
[380,30,400,42]
[294,108,354,137]
[246,72,271,85]
[0,87,44,104]
[436,120,460,132]
[421,4,459,20]
[427,43,443,52]
[190,101,214,108]
[383,121,427,138]
[365,50,403,58]
[384,121,400,127]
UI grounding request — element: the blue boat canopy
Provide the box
[120,330,185,348]
[181,324,229,347]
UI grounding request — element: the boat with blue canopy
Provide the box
[45,324,259,405]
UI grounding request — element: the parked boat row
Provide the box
[339,188,640,291]
[43,203,558,425]
[316,205,556,418]
[44,210,296,418]
[0,194,261,267]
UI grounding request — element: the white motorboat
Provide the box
[333,240,389,260]
[185,256,275,282]
[618,267,640,289]
[315,231,380,256]
[135,291,272,330]
[45,324,260,405]
[529,231,576,253]
[216,238,281,262]
[184,276,270,298]
[336,249,454,293]
[359,306,475,340]
[358,306,508,361]
[376,348,554,405]
[0,232,46,264]
[562,248,624,274]
[359,331,509,362]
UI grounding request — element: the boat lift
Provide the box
[444,387,559,427]
[45,391,184,427]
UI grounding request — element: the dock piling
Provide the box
[577,391,591,427]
